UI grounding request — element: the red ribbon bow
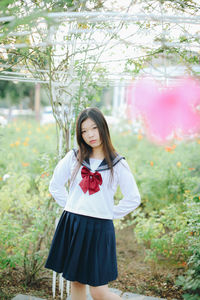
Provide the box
[79,166,102,195]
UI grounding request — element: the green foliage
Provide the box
[175,197,200,299]
[133,197,199,263]
[176,249,200,299]
[133,192,200,298]
[0,80,35,108]
[0,119,57,175]
[0,120,60,284]
[111,128,200,213]
[111,127,200,298]
[0,172,58,283]
[1,118,200,293]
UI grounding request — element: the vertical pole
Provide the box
[52,272,56,298]
[35,83,40,121]
[52,215,59,298]
[66,280,70,297]
[58,103,65,159]
[59,274,64,299]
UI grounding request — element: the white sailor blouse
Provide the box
[49,149,141,220]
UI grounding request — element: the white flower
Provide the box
[3,174,10,181]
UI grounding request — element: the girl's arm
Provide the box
[113,159,141,219]
[49,150,74,207]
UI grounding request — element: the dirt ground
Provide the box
[112,226,184,299]
[0,226,184,300]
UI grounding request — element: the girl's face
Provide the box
[81,118,102,149]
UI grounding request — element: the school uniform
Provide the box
[45,149,141,287]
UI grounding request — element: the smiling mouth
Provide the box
[90,140,96,143]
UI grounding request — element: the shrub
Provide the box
[176,248,200,299]
[134,195,200,299]
[0,168,59,284]
[0,120,59,284]
[134,195,200,261]
[111,130,200,213]
[176,197,200,299]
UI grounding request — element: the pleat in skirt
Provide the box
[45,210,118,287]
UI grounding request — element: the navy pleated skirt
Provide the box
[45,210,118,286]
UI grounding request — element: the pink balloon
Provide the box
[127,77,200,143]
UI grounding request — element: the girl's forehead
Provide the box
[81,118,96,129]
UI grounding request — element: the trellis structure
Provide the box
[1,12,200,84]
[1,10,200,149]
[1,6,200,299]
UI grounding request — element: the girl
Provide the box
[45,107,141,300]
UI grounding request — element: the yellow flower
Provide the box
[45,135,50,139]
[22,162,29,167]
[181,261,187,267]
[36,127,41,132]
[177,161,181,167]
[28,130,32,135]
[197,140,200,144]
[137,134,143,140]
[150,161,154,166]
[41,172,50,178]
[25,137,30,141]
[6,247,13,254]
[16,127,21,132]
[165,146,172,152]
[23,141,28,146]
[0,177,2,181]
[15,140,20,146]
[10,143,15,147]
[78,23,88,29]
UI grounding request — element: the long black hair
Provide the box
[71,107,117,182]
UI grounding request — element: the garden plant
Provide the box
[0,118,200,299]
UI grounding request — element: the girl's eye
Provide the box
[93,126,97,129]
[81,131,86,134]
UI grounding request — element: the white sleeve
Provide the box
[49,150,74,207]
[113,159,141,219]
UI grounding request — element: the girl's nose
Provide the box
[88,130,94,137]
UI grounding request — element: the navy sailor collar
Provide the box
[72,148,125,172]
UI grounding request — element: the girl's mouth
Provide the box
[90,140,96,143]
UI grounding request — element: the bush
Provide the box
[1,119,200,291]
[0,120,60,284]
[176,197,200,299]
[111,127,200,299]
[0,167,59,284]
[133,195,200,299]
[134,195,199,259]
[111,129,200,213]
[176,249,200,299]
